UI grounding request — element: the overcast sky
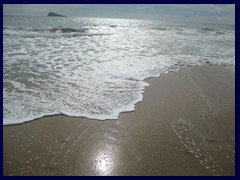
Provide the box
[3,4,235,24]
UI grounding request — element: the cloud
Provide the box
[3,4,235,24]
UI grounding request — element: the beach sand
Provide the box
[3,65,235,176]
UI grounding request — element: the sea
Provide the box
[3,15,235,125]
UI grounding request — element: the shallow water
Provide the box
[3,15,235,125]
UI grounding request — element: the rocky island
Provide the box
[47,12,67,17]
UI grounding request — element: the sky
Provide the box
[3,4,235,24]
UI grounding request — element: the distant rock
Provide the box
[47,12,66,17]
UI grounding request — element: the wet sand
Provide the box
[3,65,235,176]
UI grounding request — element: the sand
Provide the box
[3,65,235,176]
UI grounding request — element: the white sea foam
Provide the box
[3,16,235,125]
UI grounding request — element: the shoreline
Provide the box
[4,65,235,176]
[3,64,234,127]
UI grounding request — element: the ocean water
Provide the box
[3,15,235,125]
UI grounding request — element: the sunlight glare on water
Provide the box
[3,16,235,125]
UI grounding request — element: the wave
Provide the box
[3,55,234,126]
[3,19,235,125]
[3,26,112,38]
[4,26,90,34]
[215,31,225,35]
[4,33,112,39]
[49,27,90,33]
[151,27,168,31]
[201,28,216,31]
[109,25,118,28]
